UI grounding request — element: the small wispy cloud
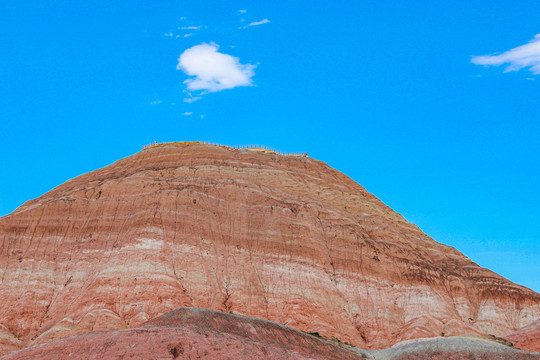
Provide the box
[182,90,202,103]
[149,100,162,105]
[165,31,194,38]
[177,43,256,94]
[472,34,540,75]
[249,19,270,26]
[165,25,203,39]
[238,9,247,13]
[184,96,202,103]
[239,19,270,29]
[183,112,193,116]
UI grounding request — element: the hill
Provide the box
[0,142,538,355]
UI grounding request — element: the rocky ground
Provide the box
[370,336,540,359]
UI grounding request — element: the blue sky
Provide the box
[1,1,539,292]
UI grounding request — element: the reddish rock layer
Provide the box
[0,142,539,355]
[0,307,366,360]
[507,319,540,352]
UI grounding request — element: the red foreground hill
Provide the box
[0,142,538,356]
[0,308,366,360]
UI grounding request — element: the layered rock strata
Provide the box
[0,142,539,355]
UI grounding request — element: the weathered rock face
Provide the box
[0,142,539,356]
[0,308,367,360]
[507,319,540,352]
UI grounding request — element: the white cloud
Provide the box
[177,43,256,93]
[238,9,247,13]
[183,112,193,116]
[239,18,270,29]
[249,19,270,26]
[182,90,201,103]
[184,96,201,103]
[149,100,162,105]
[472,34,540,75]
[165,25,202,39]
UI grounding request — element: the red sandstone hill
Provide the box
[0,142,539,356]
[0,308,366,360]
